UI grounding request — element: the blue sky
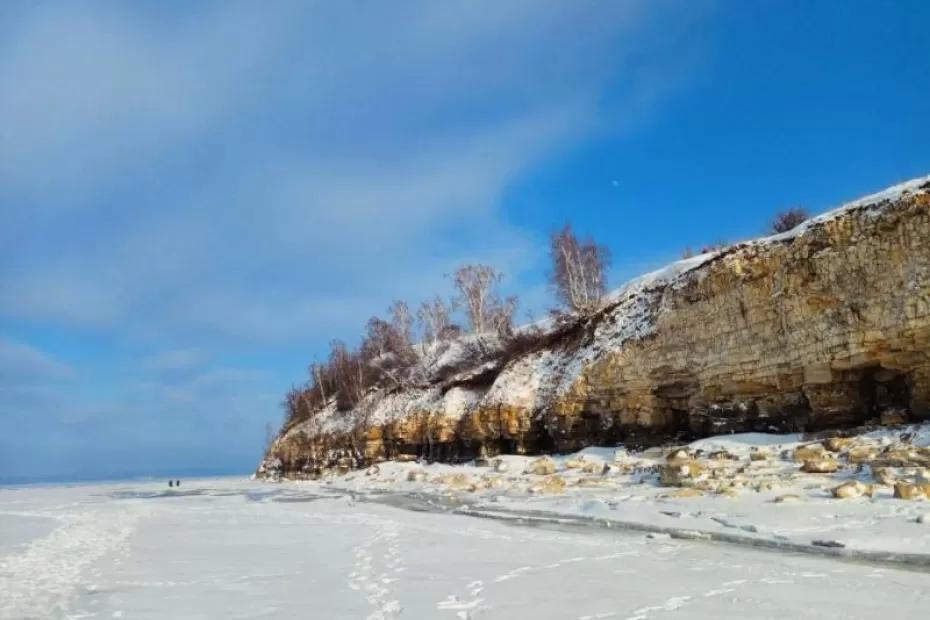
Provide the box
[2,1,929,483]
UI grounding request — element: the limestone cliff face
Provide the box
[259,177,930,479]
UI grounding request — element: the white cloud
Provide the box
[0,338,73,387]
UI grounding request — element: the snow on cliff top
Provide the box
[482,173,930,414]
[601,174,929,306]
[761,173,930,244]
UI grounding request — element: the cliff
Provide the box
[259,175,930,479]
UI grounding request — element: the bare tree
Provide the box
[417,297,452,344]
[309,362,329,407]
[770,207,809,234]
[487,295,517,336]
[328,340,365,409]
[388,300,413,344]
[360,316,416,388]
[451,264,516,335]
[282,386,316,427]
[437,323,463,341]
[549,224,611,313]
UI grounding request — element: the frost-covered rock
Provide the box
[793,444,825,462]
[872,466,895,485]
[822,437,855,453]
[564,458,585,469]
[659,461,705,487]
[800,458,840,474]
[529,475,566,494]
[526,457,556,476]
[831,480,872,499]
[892,482,925,499]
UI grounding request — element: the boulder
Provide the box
[893,482,925,500]
[564,458,585,469]
[880,409,909,426]
[873,447,930,468]
[482,475,505,489]
[530,475,566,494]
[847,445,879,463]
[800,458,840,474]
[871,466,896,485]
[831,480,872,499]
[793,444,825,462]
[659,460,706,487]
[527,457,557,476]
[822,437,854,453]
[440,473,472,490]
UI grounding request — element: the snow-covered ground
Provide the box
[2,459,930,619]
[322,425,930,561]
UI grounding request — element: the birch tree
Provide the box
[417,297,452,344]
[451,264,515,335]
[328,340,365,408]
[549,224,610,313]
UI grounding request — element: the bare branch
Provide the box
[451,264,515,336]
[770,207,809,234]
[549,224,610,313]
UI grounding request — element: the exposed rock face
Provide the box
[260,176,930,478]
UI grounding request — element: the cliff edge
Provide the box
[259,176,930,479]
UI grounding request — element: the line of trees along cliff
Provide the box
[281,209,811,432]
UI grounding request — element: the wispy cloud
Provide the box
[0,337,73,387]
[0,1,296,201]
[0,1,711,480]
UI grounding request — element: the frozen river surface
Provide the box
[1,478,927,619]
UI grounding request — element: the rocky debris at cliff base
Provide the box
[277,423,930,558]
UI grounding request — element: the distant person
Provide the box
[169,480,174,488]
[176,480,181,487]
